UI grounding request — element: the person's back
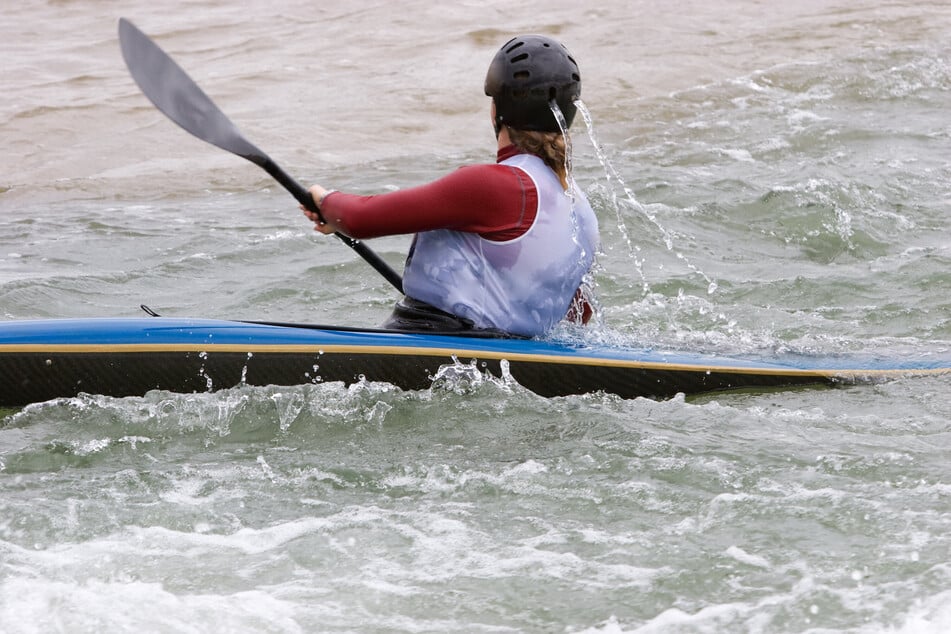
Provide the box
[403,152,597,336]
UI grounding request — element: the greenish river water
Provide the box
[3,1,951,631]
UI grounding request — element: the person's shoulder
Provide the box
[449,162,521,182]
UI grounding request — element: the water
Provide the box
[3,1,951,631]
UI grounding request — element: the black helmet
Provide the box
[484,35,581,133]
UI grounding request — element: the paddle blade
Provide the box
[118,18,267,166]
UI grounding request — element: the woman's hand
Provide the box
[300,185,336,235]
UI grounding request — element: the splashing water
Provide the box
[575,100,719,297]
[551,100,604,323]
[550,99,577,200]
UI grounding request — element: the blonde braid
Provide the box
[507,128,569,189]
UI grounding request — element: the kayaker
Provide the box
[302,35,599,337]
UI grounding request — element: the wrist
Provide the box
[317,189,337,208]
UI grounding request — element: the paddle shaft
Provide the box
[117,18,404,294]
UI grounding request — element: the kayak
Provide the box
[2,317,949,407]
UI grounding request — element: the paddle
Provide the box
[117,17,404,294]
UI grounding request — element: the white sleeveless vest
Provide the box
[402,153,598,337]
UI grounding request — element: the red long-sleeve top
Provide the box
[320,145,538,241]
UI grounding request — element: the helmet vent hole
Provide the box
[511,53,529,64]
[514,70,531,80]
[506,41,525,54]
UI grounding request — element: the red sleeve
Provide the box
[565,286,594,324]
[319,163,538,241]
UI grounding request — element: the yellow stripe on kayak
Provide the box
[3,342,951,379]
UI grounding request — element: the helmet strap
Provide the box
[491,100,503,139]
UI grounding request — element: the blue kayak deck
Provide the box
[1,318,949,406]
